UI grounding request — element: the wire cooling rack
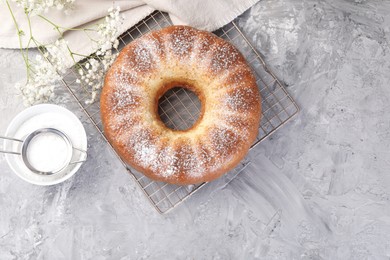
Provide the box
[59,11,299,213]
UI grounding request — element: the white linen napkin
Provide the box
[0,0,259,58]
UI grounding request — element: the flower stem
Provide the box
[5,0,30,80]
[37,14,63,36]
[71,52,89,58]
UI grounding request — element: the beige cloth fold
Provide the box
[0,0,259,58]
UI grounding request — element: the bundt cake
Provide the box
[100,26,261,185]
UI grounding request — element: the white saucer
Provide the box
[3,104,87,185]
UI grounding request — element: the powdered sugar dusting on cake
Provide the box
[109,69,146,115]
[139,35,165,67]
[211,42,243,74]
[113,66,139,86]
[135,140,158,168]
[223,87,257,112]
[225,112,255,134]
[128,129,180,178]
[112,87,139,110]
[222,67,253,88]
[190,32,217,65]
[166,27,196,58]
[215,118,251,139]
[195,141,219,174]
[132,44,154,72]
[208,127,240,160]
[128,128,158,167]
[177,142,206,178]
[154,146,179,178]
[112,69,144,98]
[107,113,142,145]
[107,113,130,133]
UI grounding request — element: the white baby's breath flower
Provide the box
[15,4,123,106]
[12,0,75,14]
[77,6,124,105]
[45,39,73,73]
[17,39,73,106]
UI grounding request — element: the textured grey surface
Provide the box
[1,0,390,258]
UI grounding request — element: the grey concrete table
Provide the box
[1,0,390,258]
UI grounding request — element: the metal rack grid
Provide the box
[58,11,299,214]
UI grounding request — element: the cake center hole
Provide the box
[158,87,201,131]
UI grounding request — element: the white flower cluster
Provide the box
[17,39,73,106]
[77,6,124,105]
[16,58,56,106]
[15,5,123,106]
[44,39,74,73]
[12,0,75,14]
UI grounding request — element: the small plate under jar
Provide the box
[1,104,88,185]
[1,128,87,175]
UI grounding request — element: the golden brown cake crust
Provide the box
[100,26,262,185]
